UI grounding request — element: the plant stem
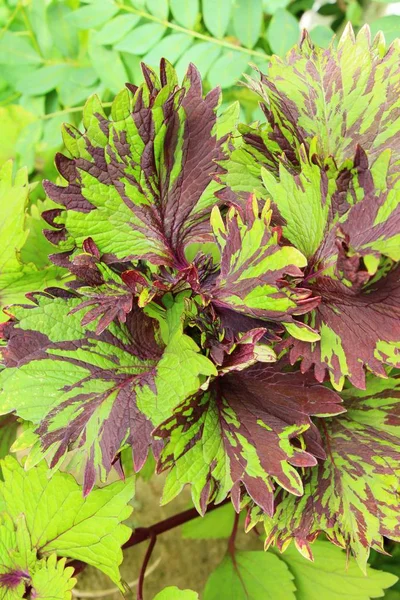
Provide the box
[123,498,230,550]
[70,499,230,577]
[116,2,269,61]
[137,533,156,600]
[228,511,240,557]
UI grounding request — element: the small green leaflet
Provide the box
[0,293,215,493]
[0,456,134,594]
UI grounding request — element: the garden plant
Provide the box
[0,9,400,600]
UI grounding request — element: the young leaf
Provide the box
[255,375,400,569]
[203,551,296,599]
[0,456,134,589]
[29,555,77,600]
[43,61,227,268]
[0,293,215,493]
[156,363,343,514]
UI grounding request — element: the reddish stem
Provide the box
[137,532,157,600]
[228,511,240,557]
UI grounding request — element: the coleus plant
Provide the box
[0,23,399,598]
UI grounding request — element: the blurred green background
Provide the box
[1,0,399,193]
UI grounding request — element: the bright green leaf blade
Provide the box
[0,456,134,588]
[66,1,118,29]
[115,23,166,55]
[203,551,296,599]
[95,14,140,45]
[182,504,242,539]
[30,555,77,599]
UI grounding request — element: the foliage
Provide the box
[0,3,399,597]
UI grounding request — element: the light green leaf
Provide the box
[0,456,134,589]
[263,0,291,14]
[370,16,400,45]
[217,101,240,138]
[202,0,233,38]
[182,504,241,539]
[0,32,41,65]
[16,65,70,96]
[204,551,296,599]
[47,3,79,58]
[170,0,199,28]
[232,0,263,49]
[29,555,77,599]
[0,105,37,165]
[208,51,249,89]
[89,41,128,94]
[146,0,169,19]
[66,0,118,29]
[276,540,398,600]
[115,23,166,55]
[153,587,199,600]
[175,41,221,79]
[267,9,300,56]
[143,33,193,68]
[95,14,140,45]
[309,25,335,48]
[27,0,52,58]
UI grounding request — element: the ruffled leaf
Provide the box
[0,293,215,493]
[155,364,343,514]
[250,375,400,569]
[43,60,227,268]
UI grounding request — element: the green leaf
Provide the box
[0,416,18,479]
[16,65,70,96]
[217,101,240,138]
[267,9,300,56]
[95,13,140,45]
[182,504,241,539]
[263,0,291,14]
[175,41,221,79]
[27,0,52,58]
[0,456,134,589]
[146,0,169,19]
[115,23,166,55]
[88,40,128,94]
[30,555,76,599]
[309,25,335,48]
[143,33,193,68]
[170,0,199,28]
[275,540,398,600]
[0,105,37,165]
[0,32,41,65]
[370,16,400,45]
[232,0,263,49]
[202,0,233,38]
[208,50,249,89]
[66,0,118,29]
[204,551,296,599]
[47,3,79,58]
[153,587,199,599]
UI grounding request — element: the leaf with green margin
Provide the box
[153,587,199,599]
[29,555,76,599]
[43,60,227,268]
[156,363,343,515]
[0,293,215,493]
[250,375,400,569]
[274,540,398,600]
[0,456,133,590]
[203,550,296,599]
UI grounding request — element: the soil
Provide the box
[74,475,260,599]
